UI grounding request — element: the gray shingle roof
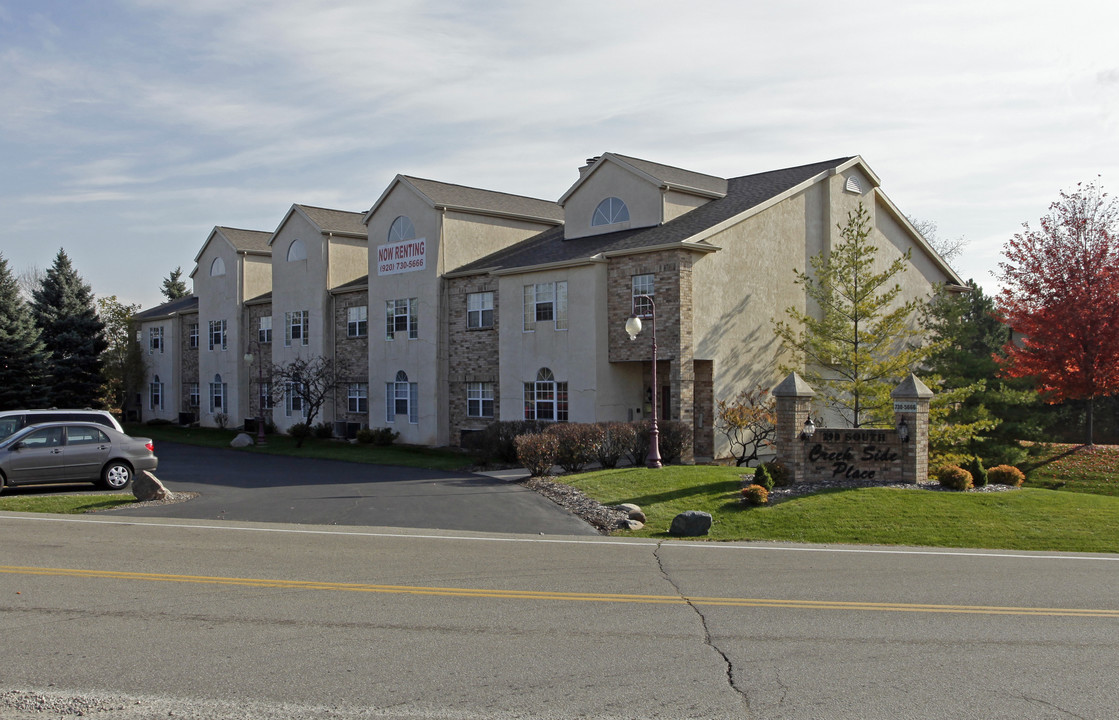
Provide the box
[218,227,273,254]
[452,157,852,274]
[134,295,199,320]
[401,176,564,223]
[609,154,728,197]
[296,205,368,237]
[330,275,369,293]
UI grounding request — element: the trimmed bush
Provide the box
[356,428,375,444]
[966,456,989,487]
[547,423,603,473]
[312,421,334,439]
[515,432,559,477]
[659,420,694,465]
[627,421,651,467]
[146,418,173,426]
[988,464,1026,487]
[595,422,636,469]
[752,463,775,491]
[470,421,549,464]
[741,484,770,506]
[764,460,791,487]
[288,422,311,439]
[358,427,399,446]
[935,465,974,491]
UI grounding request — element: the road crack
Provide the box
[654,541,751,711]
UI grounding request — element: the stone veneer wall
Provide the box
[245,303,273,423]
[332,290,370,425]
[608,249,697,462]
[446,275,500,445]
[693,359,714,460]
[179,311,200,418]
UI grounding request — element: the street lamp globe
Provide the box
[625,315,643,341]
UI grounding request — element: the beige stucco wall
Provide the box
[563,161,662,239]
[140,315,179,422]
[441,212,556,273]
[663,189,711,223]
[270,212,332,433]
[194,236,248,428]
[326,235,369,290]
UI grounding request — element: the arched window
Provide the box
[286,238,307,261]
[388,216,416,243]
[149,375,163,410]
[524,368,568,421]
[210,257,226,276]
[592,197,629,227]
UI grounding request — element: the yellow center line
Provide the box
[3,565,1117,618]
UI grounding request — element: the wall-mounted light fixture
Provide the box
[800,417,816,440]
[897,417,910,443]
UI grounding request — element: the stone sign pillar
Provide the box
[772,372,816,484]
[890,374,933,483]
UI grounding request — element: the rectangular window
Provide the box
[188,383,200,409]
[285,382,305,417]
[208,320,227,351]
[149,381,163,410]
[467,292,494,329]
[188,323,199,349]
[523,379,568,421]
[285,311,308,347]
[348,306,368,338]
[523,282,567,331]
[209,382,226,412]
[632,274,654,318]
[386,299,418,340]
[149,327,164,354]
[259,382,274,411]
[467,382,494,418]
[385,379,419,423]
[348,383,368,413]
[259,316,272,344]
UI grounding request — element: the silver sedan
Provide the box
[0,422,158,493]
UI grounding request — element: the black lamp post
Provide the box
[243,341,267,446]
[625,295,662,469]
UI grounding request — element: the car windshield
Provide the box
[0,425,38,449]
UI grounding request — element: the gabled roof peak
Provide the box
[559,152,729,205]
[364,175,563,226]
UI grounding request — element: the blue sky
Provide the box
[2,0,1117,310]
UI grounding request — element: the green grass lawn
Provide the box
[1022,443,1119,496]
[124,423,474,471]
[563,465,1119,553]
[0,494,136,514]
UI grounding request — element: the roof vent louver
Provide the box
[845,176,863,194]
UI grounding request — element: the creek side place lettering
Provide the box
[808,430,899,479]
[377,238,427,276]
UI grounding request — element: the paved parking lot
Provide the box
[78,441,599,535]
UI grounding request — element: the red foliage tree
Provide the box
[996,180,1119,445]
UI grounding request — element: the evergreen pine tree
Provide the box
[0,254,50,409]
[31,249,108,408]
[161,266,190,301]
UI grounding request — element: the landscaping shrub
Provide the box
[357,427,400,446]
[966,456,988,487]
[146,418,173,426]
[356,428,374,444]
[471,421,549,464]
[213,412,229,429]
[988,464,1026,487]
[547,423,603,473]
[934,465,973,491]
[288,423,311,440]
[595,422,636,469]
[515,432,559,477]
[659,420,694,465]
[764,460,791,486]
[312,421,335,439]
[752,463,775,491]
[627,421,651,467]
[741,484,769,506]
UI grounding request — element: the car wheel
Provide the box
[101,461,133,490]
[0,472,5,495]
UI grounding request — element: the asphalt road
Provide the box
[101,441,598,535]
[2,514,1118,719]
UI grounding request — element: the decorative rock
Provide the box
[627,510,647,523]
[669,510,712,537]
[617,502,642,515]
[133,471,169,502]
[623,519,645,531]
[230,433,254,448]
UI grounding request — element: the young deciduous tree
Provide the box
[161,266,190,301]
[996,180,1119,445]
[271,356,341,445]
[0,254,50,410]
[31,249,108,408]
[97,295,144,412]
[715,386,776,467]
[774,203,934,427]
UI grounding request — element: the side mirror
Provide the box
[9,441,23,451]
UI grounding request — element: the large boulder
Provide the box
[230,433,254,448]
[133,471,169,502]
[669,510,712,537]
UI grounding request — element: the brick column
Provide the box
[772,372,816,483]
[891,374,933,483]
